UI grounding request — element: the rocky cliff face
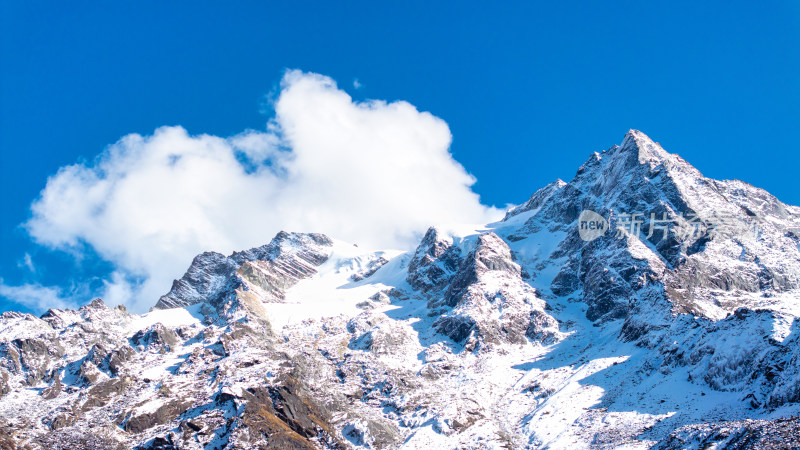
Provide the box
[155,232,334,310]
[1,130,799,449]
[432,232,562,348]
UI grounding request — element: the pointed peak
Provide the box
[82,298,108,310]
[270,231,334,248]
[622,128,652,145]
[229,231,334,264]
[619,129,670,165]
[623,128,646,140]
[413,226,456,257]
[503,179,567,221]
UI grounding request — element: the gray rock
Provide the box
[406,227,463,295]
[155,231,334,310]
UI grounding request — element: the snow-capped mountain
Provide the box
[2,130,800,449]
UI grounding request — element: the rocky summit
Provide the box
[1,130,800,449]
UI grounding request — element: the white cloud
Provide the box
[17,254,35,273]
[0,281,81,311]
[23,70,500,313]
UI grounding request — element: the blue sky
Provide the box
[1,1,798,314]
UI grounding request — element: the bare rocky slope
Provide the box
[1,130,800,449]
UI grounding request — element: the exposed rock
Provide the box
[155,232,334,310]
[10,336,65,385]
[440,232,521,308]
[124,400,194,434]
[350,256,389,282]
[406,227,463,295]
[434,233,562,347]
[0,130,798,449]
[40,371,61,399]
[503,179,567,221]
[155,251,240,310]
[78,360,103,385]
[130,324,180,353]
[0,369,9,397]
[238,378,345,449]
[656,416,800,449]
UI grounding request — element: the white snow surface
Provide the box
[2,130,800,449]
[263,241,404,329]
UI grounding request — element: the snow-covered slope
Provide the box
[2,130,800,449]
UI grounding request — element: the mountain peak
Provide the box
[620,129,672,166]
[153,231,334,310]
[503,179,567,221]
[3,131,800,449]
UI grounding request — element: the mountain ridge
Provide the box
[1,130,800,449]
